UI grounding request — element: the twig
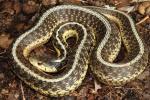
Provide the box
[0,49,6,55]
[131,0,150,3]
[115,86,142,91]
[136,15,149,25]
[20,82,26,100]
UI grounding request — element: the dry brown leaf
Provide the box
[138,1,150,15]
[118,6,136,13]
[91,80,101,94]
[0,34,13,49]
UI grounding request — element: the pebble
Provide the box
[23,0,39,14]
[42,0,58,6]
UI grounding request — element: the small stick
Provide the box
[0,49,6,55]
[131,0,150,3]
[136,15,149,25]
[20,82,26,100]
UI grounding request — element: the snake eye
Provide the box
[38,62,43,65]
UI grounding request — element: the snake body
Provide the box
[12,5,148,96]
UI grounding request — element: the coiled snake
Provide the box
[12,5,148,96]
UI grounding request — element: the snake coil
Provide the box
[12,5,148,96]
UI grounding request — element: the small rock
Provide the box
[23,0,39,14]
[42,0,58,6]
[0,33,13,49]
[0,13,13,31]
[93,1,105,6]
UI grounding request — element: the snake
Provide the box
[11,5,148,96]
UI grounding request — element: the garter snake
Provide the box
[12,5,148,96]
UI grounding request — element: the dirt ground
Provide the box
[0,0,149,100]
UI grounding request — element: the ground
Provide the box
[0,0,149,100]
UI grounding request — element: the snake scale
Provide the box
[12,5,148,96]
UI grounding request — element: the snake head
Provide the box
[28,53,67,73]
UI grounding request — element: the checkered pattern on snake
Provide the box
[12,5,148,96]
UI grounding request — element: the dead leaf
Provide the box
[91,80,102,94]
[118,6,136,13]
[138,1,150,15]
